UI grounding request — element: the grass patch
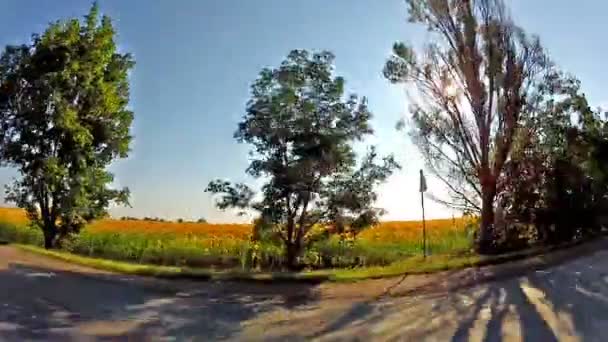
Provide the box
[16,244,190,277]
[14,237,596,283]
[15,243,487,282]
[14,244,329,282]
[0,222,43,246]
[325,254,482,281]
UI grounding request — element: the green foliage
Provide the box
[0,4,134,248]
[120,216,138,221]
[0,222,43,246]
[501,73,608,248]
[207,50,399,269]
[140,217,166,222]
[14,243,484,283]
[0,220,471,270]
[65,231,247,268]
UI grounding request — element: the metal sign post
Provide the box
[419,169,427,258]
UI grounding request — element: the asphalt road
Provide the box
[1,243,608,341]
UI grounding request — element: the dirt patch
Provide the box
[0,246,113,274]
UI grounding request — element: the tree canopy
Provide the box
[207,50,399,269]
[0,4,134,248]
[499,73,608,248]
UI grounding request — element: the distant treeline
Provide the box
[119,217,207,224]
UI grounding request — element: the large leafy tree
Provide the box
[504,74,608,244]
[383,0,551,253]
[207,50,399,269]
[0,4,134,248]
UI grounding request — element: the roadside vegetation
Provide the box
[0,207,473,270]
[1,0,608,278]
[13,243,485,282]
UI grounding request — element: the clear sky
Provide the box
[0,1,607,223]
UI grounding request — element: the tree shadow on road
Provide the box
[304,239,608,340]
[448,278,561,342]
[0,263,322,340]
[447,249,608,341]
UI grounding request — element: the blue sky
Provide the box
[0,1,607,222]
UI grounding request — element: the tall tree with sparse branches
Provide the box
[0,3,134,248]
[383,0,551,253]
[207,50,399,269]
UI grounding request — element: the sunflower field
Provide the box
[0,207,475,270]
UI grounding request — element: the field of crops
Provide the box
[0,207,475,270]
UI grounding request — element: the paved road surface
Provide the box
[1,242,608,341]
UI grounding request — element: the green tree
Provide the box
[383,0,551,253]
[503,74,608,245]
[207,50,399,269]
[0,4,134,248]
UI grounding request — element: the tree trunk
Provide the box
[476,188,496,254]
[43,226,57,250]
[285,241,301,271]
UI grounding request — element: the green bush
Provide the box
[0,222,43,246]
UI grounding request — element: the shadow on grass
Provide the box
[0,263,323,340]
